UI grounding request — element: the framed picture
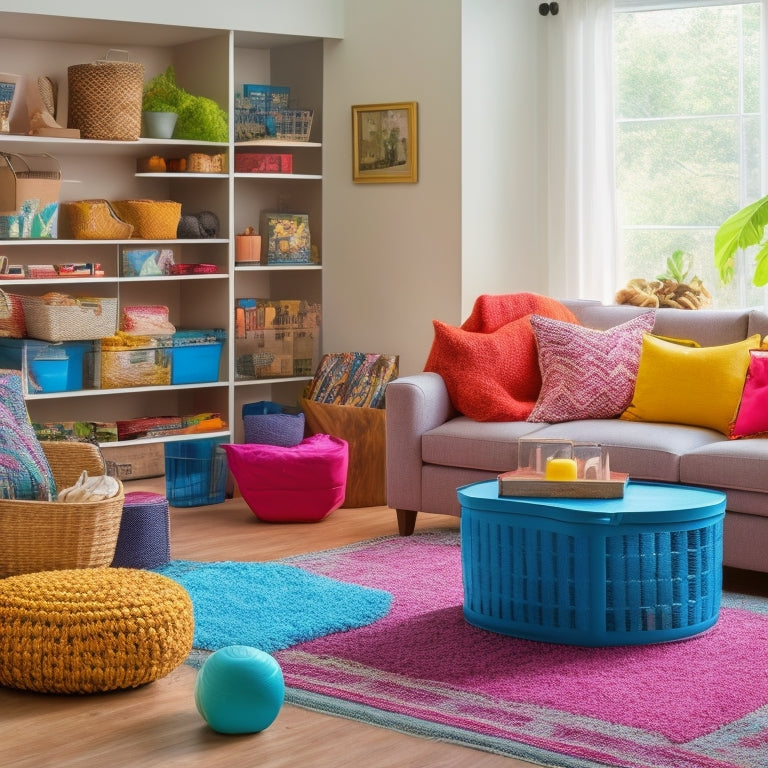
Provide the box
[352,102,418,183]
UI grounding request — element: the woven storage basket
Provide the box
[67,51,144,141]
[0,289,26,337]
[110,199,182,239]
[0,441,125,577]
[20,295,118,341]
[60,200,134,240]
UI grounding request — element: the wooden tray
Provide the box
[497,470,629,499]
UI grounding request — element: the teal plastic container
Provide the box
[458,480,726,647]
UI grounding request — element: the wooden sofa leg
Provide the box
[396,509,418,536]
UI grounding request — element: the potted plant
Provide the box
[142,67,228,142]
[714,193,768,287]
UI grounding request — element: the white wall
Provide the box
[0,1,344,39]
[323,0,545,374]
[322,0,463,375]
[461,1,548,318]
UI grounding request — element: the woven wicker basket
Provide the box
[0,289,26,338]
[0,441,125,577]
[60,199,135,240]
[19,295,118,342]
[67,51,144,141]
[110,199,182,239]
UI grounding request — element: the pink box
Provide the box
[235,153,293,174]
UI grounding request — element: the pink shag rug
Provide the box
[276,530,768,768]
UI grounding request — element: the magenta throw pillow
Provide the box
[528,311,656,423]
[731,349,768,438]
[222,435,349,522]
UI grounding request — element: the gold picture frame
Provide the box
[352,102,418,183]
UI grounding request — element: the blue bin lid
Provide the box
[457,480,726,526]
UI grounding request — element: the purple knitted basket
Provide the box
[243,412,305,447]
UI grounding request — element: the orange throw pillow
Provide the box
[424,294,579,421]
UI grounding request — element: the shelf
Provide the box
[0,239,230,246]
[135,173,229,179]
[26,381,230,400]
[98,429,231,449]
[235,264,321,271]
[234,173,322,180]
[0,16,324,445]
[234,376,313,387]
[235,140,321,148]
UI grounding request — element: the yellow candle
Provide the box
[545,458,578,481]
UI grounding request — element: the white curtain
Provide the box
[545,0,617,303]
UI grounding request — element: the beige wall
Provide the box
[323,0,545,375]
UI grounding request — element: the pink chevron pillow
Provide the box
[528,311,656,423]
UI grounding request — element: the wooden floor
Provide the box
[1,477,766,768]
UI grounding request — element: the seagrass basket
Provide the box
[19,294,118,341]
[110,199,182,239]
[67,51,144,141]
[0,441,125,577]
[59,199,135,240]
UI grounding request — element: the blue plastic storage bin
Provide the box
[457,480,726,647]
[164,439,228,507]
[0,339,92,393]
[170,330,225,385]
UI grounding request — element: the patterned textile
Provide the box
[528,311,656,423]
[0,370,56,500]
[424,293,579,422]
[304,352,399,408]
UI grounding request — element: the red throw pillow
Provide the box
[424,295,579,422]
[731,349,768,438]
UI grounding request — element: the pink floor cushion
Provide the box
[222,435,349,522]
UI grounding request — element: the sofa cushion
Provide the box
[528,311,655,423]
[424,294,578,422]
[682,439,768,498]
[621,334,760,435]
[422,417,548,471]
[528,420,724,483]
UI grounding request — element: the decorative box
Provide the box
[97,335,172,389]
[259,212,311,264]
[235,298,322,336]
[0,152,61,239]
[235,152,292,174]
[235,328,319,381]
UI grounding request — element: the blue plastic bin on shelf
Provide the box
[164,439,228,507]
[457,480,726,647]
[0,339,92,393]
[171,330,225,385]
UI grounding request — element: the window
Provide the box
[614,1,765,308]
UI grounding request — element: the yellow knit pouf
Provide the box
[0,567,194,694]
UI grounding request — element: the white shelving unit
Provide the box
[0,14,324,447]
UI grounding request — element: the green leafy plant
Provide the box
[657,249,696,283]
[142,67,227,142]
[714,193,768,287]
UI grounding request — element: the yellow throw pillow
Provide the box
[621,333,761,435]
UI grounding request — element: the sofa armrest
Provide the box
[386,372,456,514]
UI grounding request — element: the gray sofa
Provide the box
[385,299,768,573]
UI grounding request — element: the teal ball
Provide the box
[194,645,285,734]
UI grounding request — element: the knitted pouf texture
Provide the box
[0,567,194,694]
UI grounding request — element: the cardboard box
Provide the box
[235,298,322,337]
[235,152,292,174]
[259,212,311,264]
[0,152,61,238]
[235,328,319,380]
[101,442,165,480]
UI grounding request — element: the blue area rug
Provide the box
[153,559,392,653]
